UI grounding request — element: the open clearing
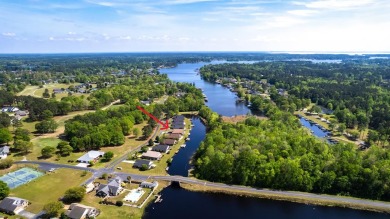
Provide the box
[10,168,91,213]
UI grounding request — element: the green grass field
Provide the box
[17,83,92,100]
[10,168,91,214]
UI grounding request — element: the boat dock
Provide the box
[154,195,163,203]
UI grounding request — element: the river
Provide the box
[143,61,388,219]
[160,61,253,116]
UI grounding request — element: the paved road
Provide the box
[14,161,96,172]
[16,160,390,211]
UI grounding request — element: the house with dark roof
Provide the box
[77,151,105,163]
[53,88,65,94]
[0,146,10,159]
[140,181,158,189]
[141,151,162,160]
[172,115,185,122]
[96,177,123,197]
[152,144,170,153]
[166,133,182,140]
[133,159,153,169]
[0,197,29,215]
[172,123,185,129]
[162,139,176,146]
[66,203,100,219]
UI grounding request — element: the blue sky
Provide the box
[1,0,389,53]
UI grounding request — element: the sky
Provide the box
[1,0,390,53]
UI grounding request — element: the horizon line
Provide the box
[1,51,390,55]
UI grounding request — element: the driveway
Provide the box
[17,210,35,219]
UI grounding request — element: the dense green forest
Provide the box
[200,61,390,145]
[194,105,390,201]
[64,81,204,151]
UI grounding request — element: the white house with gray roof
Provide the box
[0,146,10,159]
[76,151,105,163]
[96,176,123,197]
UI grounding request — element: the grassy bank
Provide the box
[180,182,390,214]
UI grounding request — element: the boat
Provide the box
[204,98,208,102]
[165,167,169,171]
[181,144,186,148]
[186,137,190,141]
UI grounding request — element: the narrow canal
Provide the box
[143,61,388,219]
[167,117,206,176]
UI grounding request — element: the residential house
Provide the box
[0,146,10,159]
[133,159,153,169]
[172,115,185,122]
[0,197,29,215]
[140,100,151,106]
[152,144,170,153]
[76,151,105,163]
[77,88,86,93]
[140,181,158,189]
[141,151,162,160]
[14,111,28,117]
[53,88,65,94]
[166,133,181,140]
[162,139,176,146]
[96,177,123,197]
[66,203,100,219]
[1,107,19,113]
[171,129,184,135]
[172,123,185,129]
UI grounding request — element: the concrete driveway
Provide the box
[17,210,35,219]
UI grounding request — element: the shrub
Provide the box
[115,200,123,206]
[0,159,13,170]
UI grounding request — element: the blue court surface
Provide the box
[0,167,44,189]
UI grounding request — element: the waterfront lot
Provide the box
[116,118,192,176]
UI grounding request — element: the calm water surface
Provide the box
[167,117,206,176]
[144,186,388,219]
[160,61,253,116]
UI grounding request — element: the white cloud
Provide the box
[295,0,375,10]
[163,0,217,5]
[68,32,76,35]
[264,16,305,28]
[287,9,318,16]
[2,32,16,37]
[118,35,132,40]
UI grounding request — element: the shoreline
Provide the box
[179,182,390,214]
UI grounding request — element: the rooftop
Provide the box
[77,150,105,163]
[142,151,162,159]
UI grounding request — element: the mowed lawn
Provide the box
[10,168,91,214]
[18,83,91,100]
